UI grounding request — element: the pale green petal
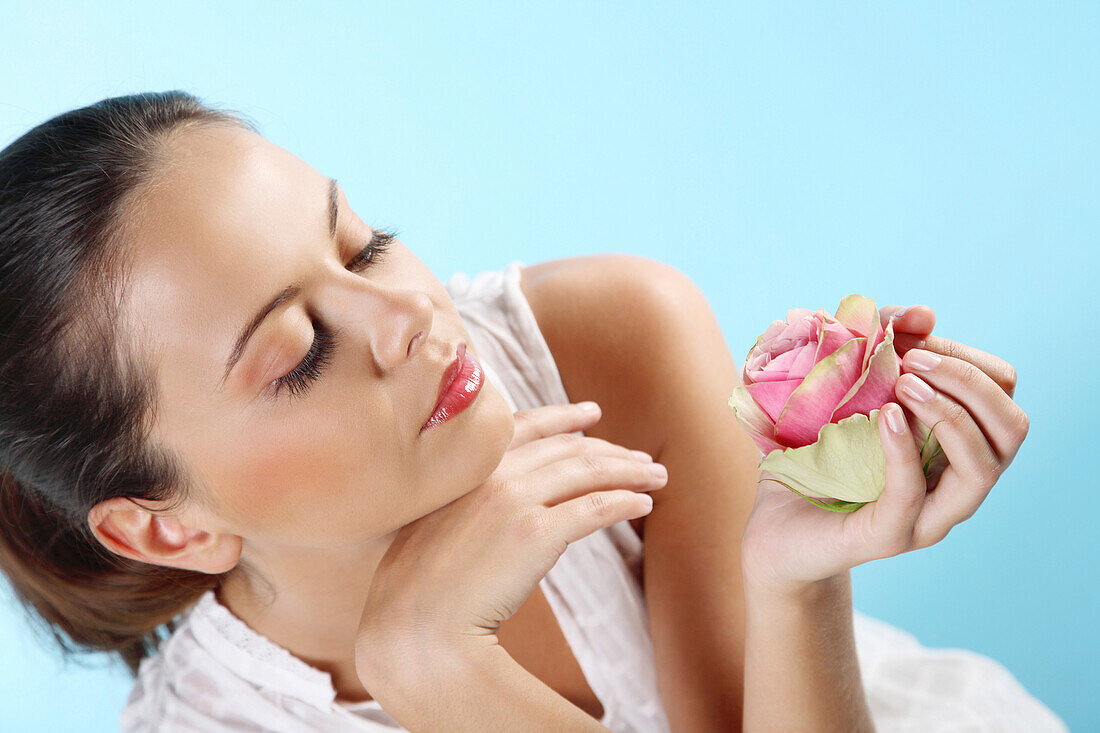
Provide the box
[833,294,879,338]
[759,409,886,502]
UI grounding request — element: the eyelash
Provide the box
[268,229,395,400]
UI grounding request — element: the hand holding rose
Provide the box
[736,304,1029,594]
[729,294,950,510]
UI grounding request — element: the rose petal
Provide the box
[860,306,888,373]
[747,379,802,422]
[787,343,819,380]
[833,294,879,338]
[759,409,887,501]
[728,386,785,456]
[771,316,819,356]
[832,319,903,421]
[812,320,860,366]
[750,348,801,382]
[785,307,817,323]
[745,319,788,367]
[774,338,865,447]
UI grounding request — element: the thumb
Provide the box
[868,403,928,557]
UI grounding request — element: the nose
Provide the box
[335,278,434,374]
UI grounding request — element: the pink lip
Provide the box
[421,343,483,433]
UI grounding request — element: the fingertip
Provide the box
[881,403,907,439]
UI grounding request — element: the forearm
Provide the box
[642,425,756,731]
[357,637,610,732]
[742,570,875,733]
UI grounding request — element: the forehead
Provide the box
[119,125,328,407]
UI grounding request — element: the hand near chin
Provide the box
[354,401,667,680]
[740,305,1029,595]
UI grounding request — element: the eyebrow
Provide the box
[219,176,339,388]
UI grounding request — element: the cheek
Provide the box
[210,419,385,540]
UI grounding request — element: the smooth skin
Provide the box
[355,402,665,731]
[520,255,762,729]
[353,403,666,653]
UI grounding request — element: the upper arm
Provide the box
[521,254,761,729]
[518,253,695,458]
[518,253,759,532]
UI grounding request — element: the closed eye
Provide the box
[264,227,397,401]
[346,229,395,272]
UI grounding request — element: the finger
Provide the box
[902,335,1017,399]
[528,453,668,507]
[508,402,601,449]
[504,432,655,474]
[879,304,936,337]
[858,403,929,558]
[550,489,655,548]
[895,374,1001,534]
[901,349,1030,463]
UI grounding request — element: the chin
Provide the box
[415,372,516,514]
[443,380,514,502]
[471,381,515,477]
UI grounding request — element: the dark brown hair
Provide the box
[0,91,255,675]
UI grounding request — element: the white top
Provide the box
[120,260,1067,732]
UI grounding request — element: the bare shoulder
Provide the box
[519,253,694,312]
[518,253,717,514]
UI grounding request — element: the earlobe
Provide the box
[88,497,241,575]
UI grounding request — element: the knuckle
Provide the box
[1010,407,1030,442]
[937,338,966,361]
[941,399,969,426]
[512,507,555,542]
[577,453,609,481]
[976,451,1001,488]
[585,491,617,520]
[555,432,585,452]
[486,476,523,510]
[955,358,982,385]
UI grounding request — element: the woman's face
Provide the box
[119,123,515,552]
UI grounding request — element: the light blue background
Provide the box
[1,1,1095,730]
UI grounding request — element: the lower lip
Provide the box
[421,348,483,433]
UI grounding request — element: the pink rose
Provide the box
[728,295,941,508]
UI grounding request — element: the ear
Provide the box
[87,497,242,574]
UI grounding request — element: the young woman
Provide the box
[0,92,1062,732]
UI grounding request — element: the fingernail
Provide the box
[649,463,668,479]
[894,307,908,319]
[630,449,654,462]
[578,401,599,413]
[900,377,935,402]
[884,404,905,433]
[907,349,941,372]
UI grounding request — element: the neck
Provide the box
[216,530,399,703]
